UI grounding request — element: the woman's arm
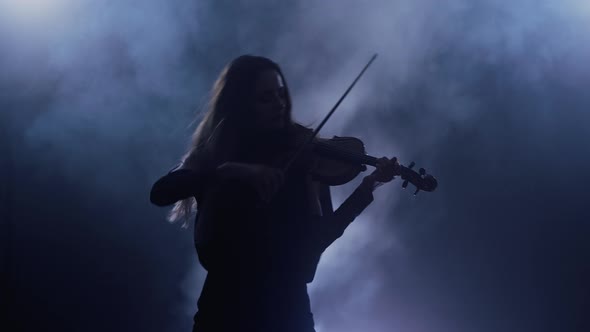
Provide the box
[149,165,214,206]
[301,177,377,283]
[315,156,398,249]
[312,177,376,251]
[150,161,283,206]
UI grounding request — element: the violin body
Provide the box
[309,136,367,186]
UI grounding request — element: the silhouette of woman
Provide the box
[150,55,397,332]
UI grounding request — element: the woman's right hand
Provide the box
[216,162,285,202]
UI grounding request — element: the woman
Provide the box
[150,55,397,332]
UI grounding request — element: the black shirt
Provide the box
[151,150,374,332]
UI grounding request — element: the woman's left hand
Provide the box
[360,156,400,192]
[370,156,399,183]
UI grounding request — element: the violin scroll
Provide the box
[399,161,438,195]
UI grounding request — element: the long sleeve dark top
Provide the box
[150,163,374,283]
[152,162,375,331]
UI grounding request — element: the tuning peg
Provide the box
[419,168,426,176]
[408,161,415,169]
[402,180,409,189]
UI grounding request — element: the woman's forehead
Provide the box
[255,70,284,92]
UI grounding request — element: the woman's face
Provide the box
[253,69,288,131]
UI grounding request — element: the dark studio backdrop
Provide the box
[1,1,589,331]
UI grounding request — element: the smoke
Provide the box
[3,0,589,331]
[266,1,590,330]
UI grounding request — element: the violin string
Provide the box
[299,140,429,192]
[312,141,411,178]
[314,143,375,165]
[313,140,378,165]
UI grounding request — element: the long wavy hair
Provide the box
[168,55,295,227]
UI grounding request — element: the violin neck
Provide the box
[313,142,379,167]
[312,139,439,193]
[313,142,412,177]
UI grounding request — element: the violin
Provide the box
[283,127,437,195]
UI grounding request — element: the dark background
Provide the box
[2,1,589,331]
